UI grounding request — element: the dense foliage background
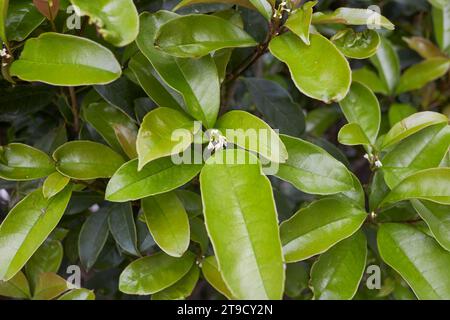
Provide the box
[0,0,449,300]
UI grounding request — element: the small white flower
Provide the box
[207,129,227,152]
[1,62,8,67]
[363,153,370,160]
[0,48,7,57]
[375,160,383,168]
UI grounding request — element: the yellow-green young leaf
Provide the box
[378,223,450,299]
[25,239,63,291]
[332,29,380,59]
[11,33,121,86]
[216,110,288,163]
[0,271,31,299]
[0,143,55,181]
[269,33,351,103]
[0,185,72,281]
[32,272,69,300]
[388,103,416,128]
[142,192,190,258]
[396,58,450,94]
[70,0,139,47]
[4,1,44,42]
[200,149,284,300]
[338,123,371,146]
[403,36,446,59]
[284,1,317,45]
[137,107,199,170]
[155,14,257,58]
[119,251,195,295]
[310,231,367,300]
[43,172,70,199]
[137,12,220,128]
[339,81,381,144]
[382,168,450,206]
[83,102,138,158]
[412,200,450,252]
[312,7,395,30]
[275,135,354,195]
[105,158,203,202]
[0,0,8,42]
[58,288,95,300]
[381,111,448,150]
[201,256,234,299]
[382,124,450,188]
[370,37,400,94]
[53,141,125,180]
[352,67,388,95]
[431,3,450,52]
[280,198,367,263]
[151,266,199,300]
[108,203,140,257]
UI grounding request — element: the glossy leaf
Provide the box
[310,231,367,300]
[108,203,140,256]
[338,123,371,146]
[352,67,388,95]
[431,3,450,52]
[119,251,195,295]
[0,186,72,281]
[43,172,70,199]
[32,272,68,300]
[312,8,395,30]
[378,223,450,299]
[201,256,234,299]
[370,37,400,94]
[280,198,367,262]
[0,143,55,181]
[403,36,446,59]
[269,33,351,103]
[58,288,95,300]
[284,1,317,45]
[142,192,190,258]
[0,271,31,299]
[388,103,416,128]
[332,29,380,59]
[53,141,125,180]
[173,0,268,12]
[5,1,44,42]
[0,0,7,42]
[151,266,199,300]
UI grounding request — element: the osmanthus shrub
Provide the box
[0,0,449,301]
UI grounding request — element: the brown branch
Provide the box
[68,86,80,135]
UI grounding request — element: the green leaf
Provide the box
[0,143,55,181]
[105,157,203,202]
[70,0,139,47]
[284,262,309,298]
[53,141,125,180]
[403,36,446,59]
[370,37,400,94]
[78,207,110,270]
[396,58,450,94]
[338,123,371,146]
[352,67,388,95]
[32,272,68,300]
[5,0,44,42]
[388,103,416,128]
[275,135,354,195]
[0,185,72,281]
[431,3,450,52]
[173,0,272,12]
[339,81,381,144]
[142,192,190,258]
[43,172,70,199]
[216,110,288,163]
[136,12,220,128]
[108,203,140,256]
[248,0,272,20]
[243,78,305,137]
[269,33,351,103]
[310,231,367,300]
[332,29,380,59]
[285,1,317,45]
[382,124,450,188]
[176,190,203,218]
[201,256,234,299]
[10,33,122,86]
[58,288,95,300]
[137,107,199,170]
[312,7,395,30]
[155,14,257,58]
[0,271,31,299]
[381,111,448,150]
[280,198,367,262]
[382,168,450,206]
[119,251,195,295]
[0,0,8,43]
[378,223,450,299]
[200,149,284,300]
[151,266,199,300]
[190,217,208,253]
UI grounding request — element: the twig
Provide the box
[68,87,80,134]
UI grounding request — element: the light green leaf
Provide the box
[32,272,69,300]
[338,123,371,146]
[70,0,139,47]
[5,1,45,42]
[280,198,367,263]
[396,58,450,94]
[58,288,95,300]
[382,168,450,205]
[332,29,380,59]
[275,135,354,195]
[0,0,8,43]
[311,231,367,300]
[119,251,195,295]
[0,185,72,281]
[381,111,448,150]
[43,172,70,199]
[284,1,317,45]
[0,143,55,181]
[0,271,31,299]
[105,157,203,202]
[269,33,351,103]
[200,149,284,300]
[388,103,416,128]
[142,192,190,258]
[248,0,272,20]
[108,203,140,257]
[10,33,122,86]
[201,256,234,299]
[151,266,199,300]
[378,223,450,299]
[216,110,288,163]
[352,67,388,95]
[431,3,450,52]
[370,37,400,94]
[53,141,125,180]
